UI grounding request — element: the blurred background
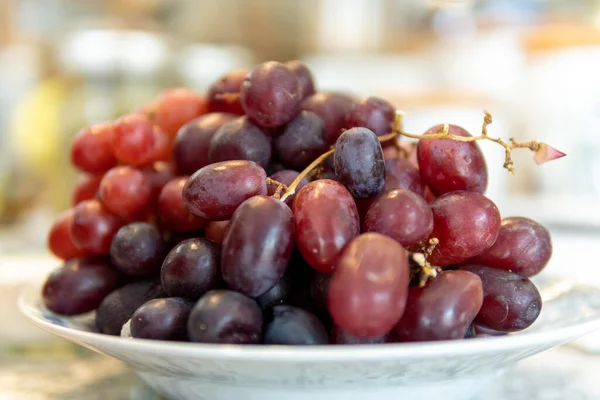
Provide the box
[1,0,600,397]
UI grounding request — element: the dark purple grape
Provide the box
[293,180,360,273]
[273,111,326,170]
[331,327,389,345]
[187,290,262,344]
[222,196,295,297]
[42,258,123,316]
[161,238,222,300]
[383,157,425,196]
[417,124,488,196]
[470,217,552,277]
[344,96,395,136]
[173,113,236,175]
[461,265,542,332]
[300,92,358,146]
[428,191,501,267]
[256,274,292,310]
[395,270,483,342]
[207,68,247,115]
[333,127,385,199]
[109,223,166,278]
[309,271,331,312]
[285,60,316,99]
[183,160,267,220]
[240,61,302,128]
[96,279,166,335]
[130,297,193,341]
[268,169,309,207]
[264,305,328,345]
[208,116,272,168]
[363,189,433,247]
[329,233,409,338]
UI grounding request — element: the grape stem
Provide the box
[266,178,287,200]
[280,149,334,202]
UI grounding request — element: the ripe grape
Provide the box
[207,68,248,115]
[240,61,302,128]
[142,161,176,203]
[300,91,357,146]
[383,157,425,196]
[285,60,316,99]
[113,114,169,166]
[264,305,328,345]
[183,160,267,220]
[428,191,501,267]
[256,274,292,310]
[109,222,166,278]
[42,258,123,316]
[461,265,542,332]
[72,174,102,206]
[98,166,152,221]
[470,217,552,277]
[267,169,308,207]
[161,238,222,300]
[173,113,235,175]
[157,177,206,232]
[48,209,86,260]
[208,116,272,168]
[70,199,123,256]
[96,279,166,335]
[222,196,295,297]
[187,290,262,344]
[417,124,488,196]
[273,111,326,170]
[70,123,117,174]
[293,180,360,273]
[395,270,483,342]
[363,189,434,247]
[331,328,389,345]
[145,88,208,137]
[130,298,193,341]
[204,220,230,245]
[329,233,409,338]
[333,127,385,199]
[344,97,395,136]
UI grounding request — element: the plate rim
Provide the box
[19,279,600,363]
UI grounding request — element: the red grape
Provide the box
[113,113,169,166]
[70,199,123,256]
[470,217,552,277]
[222,196,295,297]
[461,265,542,332]
[161,238,222,300]
[142,161,176,203]
[301,91,358,146]
[183,160,267,220]
[207,68,248,115]
[42,258,124,316]
[146,88,208,137]
[264,305,328,345]
[110,222,166,278]
[334,127,385,199]
[99,166,152,221]
[428,191,501,266]
[383,157,425,196]
[208,116,272,168]
[47,209,86,260]
[363,189,434,247]
[329,233,409,338]
[70,123,117,174]
[344,96,395,136]
[395,270,483,342]
[417,124,488,196]
[187,290,262,344]
[72,174,102,206]
[130,297,193,341]
[174,112,236,175]
[240,61,302,128]
[204,220,230,245]
[284,60,316,99]
[293,180,360,273]
[158,177,206,232]
[273,111,326,170]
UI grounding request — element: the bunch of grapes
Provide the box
[43,60,564,345]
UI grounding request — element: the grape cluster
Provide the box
[43,60,554,345]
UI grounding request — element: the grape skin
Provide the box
[284,60,316,99]
[70,123,117,174]
[207,69,248,115]
[300,92,357,146]
[70,199,123,256]
[264,305,328,345]
[99,166,152,221]
[109,222,166,278]
[47,209,86,260]
[157,177,206,232]
[130,297,193,341]
[72,174,102,206]
[344,96,396,137]
[273,111,326,170]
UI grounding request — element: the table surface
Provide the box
[1,343,599,400]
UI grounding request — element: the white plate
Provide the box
[19,275,600,400]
